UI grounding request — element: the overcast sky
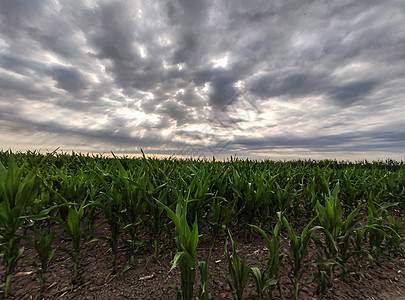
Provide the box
[1,0,405,160]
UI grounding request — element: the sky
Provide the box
[1,0,405,160]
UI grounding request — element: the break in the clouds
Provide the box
[1,0,405,160]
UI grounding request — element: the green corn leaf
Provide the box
[345,205,361,229]
[171,251,193,272]
[156,200,184,238]
[250,225,272,247]
[186,217,199,256]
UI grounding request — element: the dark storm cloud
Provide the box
[0,54,90,102]
[47,66,89,95]
[173,33,198,64]
[89,3,139,63]
[0,71,57,100]
[1,0,404,158]
[250,74,379,106]
[0,54,43,76]
[249,72,328,100]
[156,100,188,126]
[232,129,405,153]
[0,0,44,38]
[327,80,379,106]
[81,1,170,96]
[192,68,240,107]
[167,0,208,63]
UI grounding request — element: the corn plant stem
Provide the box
[180,265,196,300]
[5,274,12,297]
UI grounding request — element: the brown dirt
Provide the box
[2,221,405,300]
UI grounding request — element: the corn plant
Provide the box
[93,167,124,274]
[249,221,284,299]
[365,199,395,265]
[47,167,88,221]
[224,231,251,300]
[23,187,59,290]
[53,195,98,283]
[229,167,248,227]
[384,212,405,256]
[279,212,321,300]
[25,226,56,290]
[143,183,171,259]
[239,170,279,235]
[205,196,227,244]
[210,163,230,198]
[275,179,293,214]
[117,165,147,265]
[157,191,199,300]
[129,160,170,260]
[351,226,369,273]
[185,166,214,224]
[0,158,41,297]
[198,249,211,300]
[143,163,175,258]
[341,170,362,210]
[314,182,363,281]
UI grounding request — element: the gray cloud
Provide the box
[47,66,89,95]
[328,80,379,106]
[249,72,328,100]
[0,54,43,76]
[0,0,45,38]
[232,128,405,153]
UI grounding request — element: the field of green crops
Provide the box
[0,150,404,299]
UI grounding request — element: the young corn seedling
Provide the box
[53,196,98,283]
[25,226,56,290]
[249,222,284,300]
[117,164,147,265]
[186,166,214,224]
[157,191,199,300]
[0,158,41,297]
[141,156,176,258]
[205,194,228,245]
[229,167,248,228]
[93,167,124,274]
[314,182,363,281]
[145,184,171,259]
[198,249,212,300]
[275,179,292,214]
[385,212,405,256]
[365,198,394,265]
[130,161,170,260]
[279,212,321,300]
[23,183,59,291]
[47,168,89,222]
[224,231,251,300]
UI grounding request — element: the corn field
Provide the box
[0,150,404,299]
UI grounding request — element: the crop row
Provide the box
[0,150,404,298]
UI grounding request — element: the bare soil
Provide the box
[3,220,405,300]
